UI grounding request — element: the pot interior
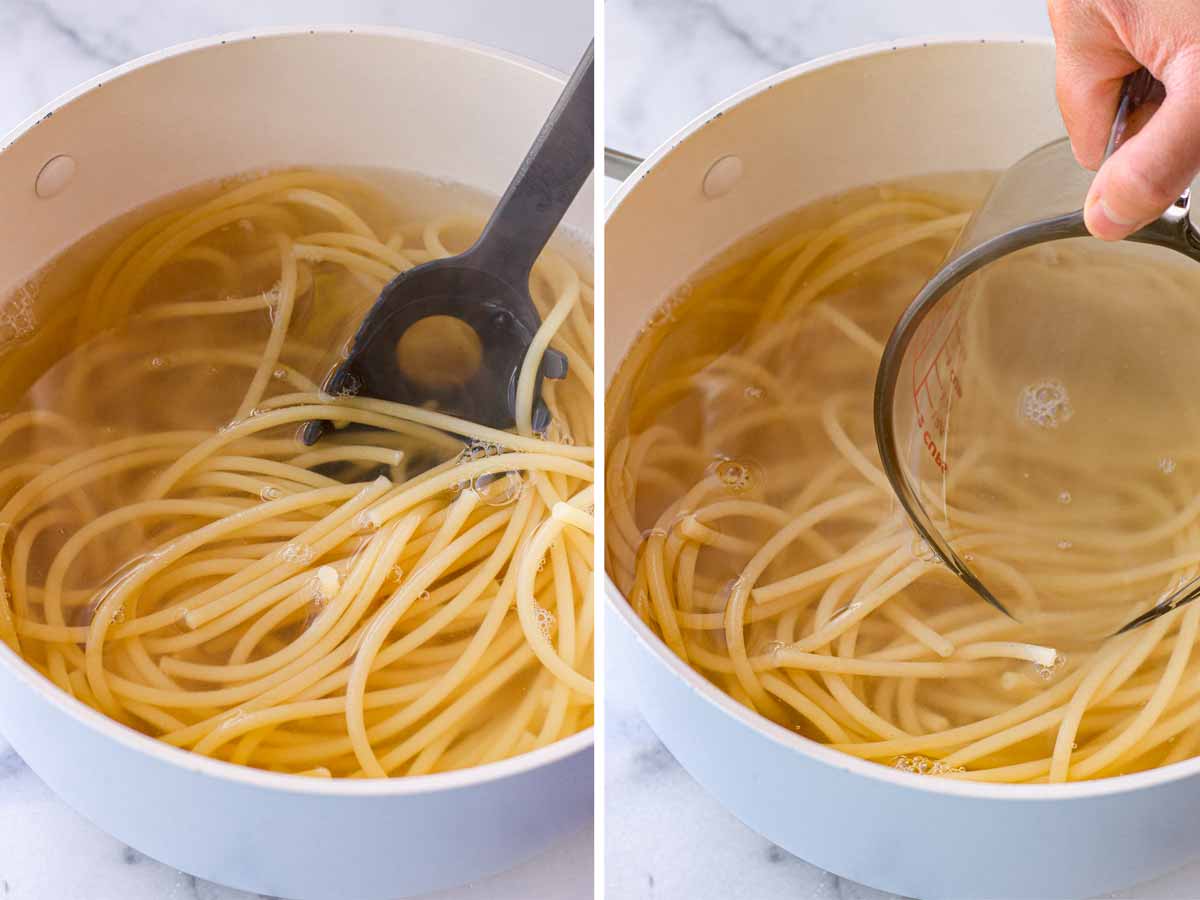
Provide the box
[605,39,1058,379]
[0,29,594,297]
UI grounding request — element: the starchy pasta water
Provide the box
[607,176,1200,784]
[0,169,594,778]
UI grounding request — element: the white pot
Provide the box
[605,37,1199,900]
[0,27,593,900]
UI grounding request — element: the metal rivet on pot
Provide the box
[702,155,743,198]
[35,155,76,199]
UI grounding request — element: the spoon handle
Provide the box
[469,41,594,282]
[1103,67,1163,161]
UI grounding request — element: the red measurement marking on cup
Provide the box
[910,302,966,474]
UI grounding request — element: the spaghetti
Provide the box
[0,170,594,778]
[607,178,1200,784]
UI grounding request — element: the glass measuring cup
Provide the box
[875,70,1200,636]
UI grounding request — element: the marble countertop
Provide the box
[603,2,1200,899]
[0,2,592,899]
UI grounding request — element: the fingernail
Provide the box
[1085,192,1136,240]
[1099,196,1137,226]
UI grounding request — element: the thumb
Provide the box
[1085,65,1200,240]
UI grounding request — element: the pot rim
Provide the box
[0,23,593,798]
[603,32,1200,802]
[1,23,570,152]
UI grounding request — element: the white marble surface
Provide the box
[603,2,1200,899]
[0,2,592,899]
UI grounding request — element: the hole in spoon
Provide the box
[395,315,484,390]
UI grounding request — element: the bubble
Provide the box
[761,640,786,658]
[0,280,38,347]
[110,603,127,624]
[1058,490,1072,505]
[309,580,329,604]
[264,284,283,322]
[535,555,548,573]
[418,590,431,603]
[272,367,288,381]
[280,542,314,564]
[353,511,377,532]
[532,602,557,641]
[1159,457,1177,475]
[260,485,283,502]
[459,441,505,464]
[910,535,937,564]
[962,552,975,562]
[893,755,965,776]
[540,421,574,446]
[647,288,689,327]
[1056,539,1073,551]
[472,470,524,506]
[1035,653,1065,681]
[389,566,404,583]
[744,385,765,400]
[1019,379,1074,429]
[715,458,756,492]
[337,373,361,398]
[150,356,168,369]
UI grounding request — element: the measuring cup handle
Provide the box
[1108,68,1200,248]
[1103,68,1161,161]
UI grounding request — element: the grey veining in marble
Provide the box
[606,0,1052,159]
[0,2,592,898]
[604,2,1200,898]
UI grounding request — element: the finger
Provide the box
[1056,53,1127,171]
[1085,77,1200,240]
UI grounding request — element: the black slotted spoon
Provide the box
[302,41,593,446]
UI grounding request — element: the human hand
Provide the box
[1049,0,1200,239]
